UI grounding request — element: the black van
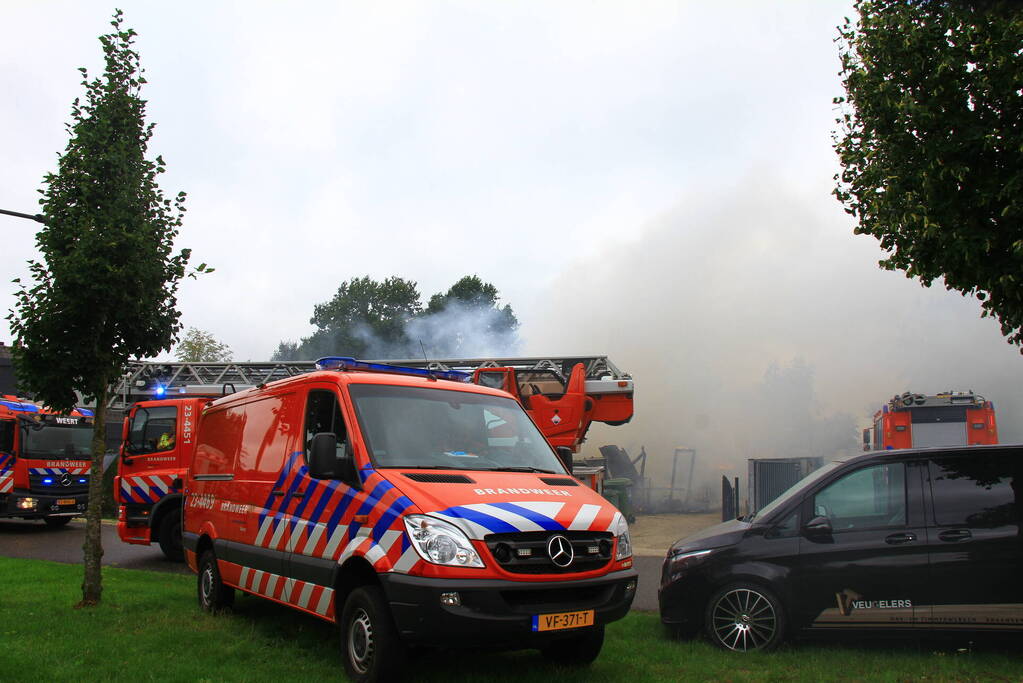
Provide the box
[658,445,1023,651]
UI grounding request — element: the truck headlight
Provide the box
[614,516,632,560]
[403,515,484,568]
[16,497,38,510]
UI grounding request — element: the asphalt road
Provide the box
[0,518,664,611]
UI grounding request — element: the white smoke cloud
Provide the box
[524,176,1023,495]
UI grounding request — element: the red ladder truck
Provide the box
[114,356,633,559]
[863,390,999,451]
[0,395,95,525]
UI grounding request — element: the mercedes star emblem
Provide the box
[60,473,73,487]
[547,534,574,568]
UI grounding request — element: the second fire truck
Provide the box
[863,390,999,451]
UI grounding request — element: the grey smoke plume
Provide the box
[525,178,1023,494]
[407,300,520,359]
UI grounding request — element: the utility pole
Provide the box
[0,208,45,224]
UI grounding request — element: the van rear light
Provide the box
[118,506,126,522]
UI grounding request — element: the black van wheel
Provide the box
[158,510,184,562]
[340,586,405,682]
[197,550,234,613]
[43,516,72,527]
[540,625,605,665]
[705,583,785,652]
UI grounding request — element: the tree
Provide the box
[414,275,519,356]
[834,1,1023,349]
[273,274,520,360]
[6,11,203,606]
[278,276,422,360]
[175,327,232,362]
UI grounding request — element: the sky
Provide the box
[3,1,1022,487]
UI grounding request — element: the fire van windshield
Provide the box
[348,384,567,473]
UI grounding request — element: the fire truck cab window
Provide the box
[304,390,347,461]
[129,406,177,453]
[813,462,906,531]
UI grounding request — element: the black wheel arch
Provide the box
[332,556,380,616]
[149,493,183,542]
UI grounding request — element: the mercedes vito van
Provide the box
[659,445,1022,651]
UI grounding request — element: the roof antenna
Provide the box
[419,339,437,381]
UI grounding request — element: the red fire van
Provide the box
[183,358,637,681]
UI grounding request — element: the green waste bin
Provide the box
[602,477,634,522]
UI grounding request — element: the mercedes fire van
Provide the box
[184,358,637,681]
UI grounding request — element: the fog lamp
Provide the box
[17,497,38,510]
[625,579,637,594]
[440,592,461,607]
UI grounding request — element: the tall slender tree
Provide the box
[6,11,204,606]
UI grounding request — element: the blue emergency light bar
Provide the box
[315,357,471,383]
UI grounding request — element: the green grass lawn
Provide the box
[0,557,1019,682]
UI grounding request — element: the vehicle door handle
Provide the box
[290,490,305,498]
[885,532,916,545]
[938,529,972,542]
[271,489,285,497]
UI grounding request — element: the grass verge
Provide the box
[0,557,1019,681]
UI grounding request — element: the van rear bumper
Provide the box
[380,569,638,648]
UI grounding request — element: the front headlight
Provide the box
[614,515,632,560]
[403,514,485,568]
[667,548,713,576]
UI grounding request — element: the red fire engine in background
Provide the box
[115,356,633,559]
[0,395,94,525]
[863,390,999,451]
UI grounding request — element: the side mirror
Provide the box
[556,446,574,475]
[803,515,833,537]
[308,432,338,479]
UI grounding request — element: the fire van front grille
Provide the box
[29,473,89,495]
[484,530,613,574]
[500,584,613,610]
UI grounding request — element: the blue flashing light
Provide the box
[0,399,40,413]
[154,385,167,398]
[42,477,54,485]
[315,357,470,383]
[77,408,95,417]
[78,478,88,484]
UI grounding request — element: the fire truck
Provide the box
[114,356,633,559]
[0,395,94,525]
[863,390,999,451]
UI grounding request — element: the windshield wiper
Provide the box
[481,466,558,474]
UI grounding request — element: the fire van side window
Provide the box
[813,462,906,531]
[304,390,347,460]
[929,453,1019,528]
[0,420,13,453]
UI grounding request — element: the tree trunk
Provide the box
[78,386,107,607]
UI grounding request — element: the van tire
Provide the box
[197,549,234,613]
[43,516,72,527]
[540,625,605,665]
[158,509,184,562]
[340,585,405,682]
[704,583,785,652]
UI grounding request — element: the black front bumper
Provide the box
[0,491,88,519]
[380,568,638,648]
